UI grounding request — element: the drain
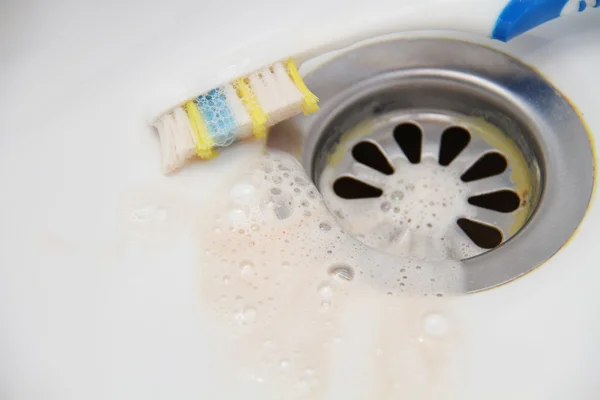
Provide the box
[324,111,527,256]
[275,38,594,292]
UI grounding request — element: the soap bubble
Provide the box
[327,264,354,282]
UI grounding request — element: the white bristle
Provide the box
[172,106,197,161]
[248,70,279,114]
[223,84,253,140]
[153,113,181,174]
[259,67,284,110]
[273,63,303,105]
[248,63,303,128]
[269,62,303,125]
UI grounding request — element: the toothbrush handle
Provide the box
[492,0,599,42]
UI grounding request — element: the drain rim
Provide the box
[279,38,594,293]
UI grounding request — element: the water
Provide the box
[197,149,465,399]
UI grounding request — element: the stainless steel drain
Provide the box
[272,38,594,292]
[319,110,534,261]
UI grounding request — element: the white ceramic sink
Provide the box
[1,1,599,399]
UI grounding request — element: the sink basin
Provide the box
[0,1,598,399]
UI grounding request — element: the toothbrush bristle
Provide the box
[223,84,253,140]
[153,59,318,173]
[153,112,180,174]
[196,88,238,147]
[172,107,197,161]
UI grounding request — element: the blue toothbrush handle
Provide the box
[492,0,599,42]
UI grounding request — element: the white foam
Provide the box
[197,149,466,399]
[320,157,477,261]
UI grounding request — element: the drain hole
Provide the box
[468,190,521,213]
[457,218,503,249]
[333,177,383,199]
[461,152,508,182]
[352,141,394,175]
[393,123,422,164]
[439,127,471,166]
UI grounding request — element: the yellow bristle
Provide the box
[234,78,268,138]
[183,100,217,159]
[286,59,319,115]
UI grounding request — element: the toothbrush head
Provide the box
[153,59,319,174]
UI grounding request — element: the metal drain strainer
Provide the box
[319,110,534,261]
[274,38,594,292]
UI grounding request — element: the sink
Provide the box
[0,1,598,399]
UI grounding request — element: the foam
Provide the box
[197,149,467,399]
[203,150,467,294]
[320,157,480,261]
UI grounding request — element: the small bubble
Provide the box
[422,312,449,336]
[235,306,257,324]
[228,208,247,224]
[327,264,354,282]
[229,183,256,202]
[319,222,331,231]
[251,224,259,231]
[318,283,333,298]
[391,191,404,201]
[393,207,401,213]
[222,275,230,284]
[436,293,443,297]
[271,188,282,195]
[380,202,391,212]
[294,177,308,186]
[320,300,331,311]
[272,176,282,184]
[240,261,254,277]
[280,359,290,369]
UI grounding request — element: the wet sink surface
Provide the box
[0,2,599,399]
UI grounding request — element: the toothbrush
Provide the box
[153,59,318,174]
[152,0,597,174]
[492,0,599,42]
